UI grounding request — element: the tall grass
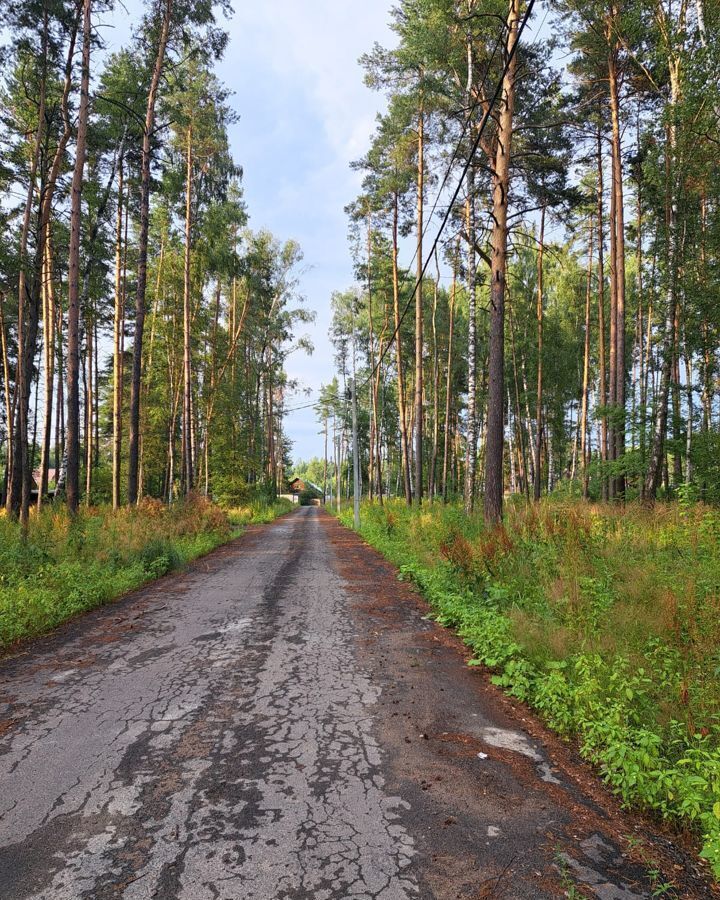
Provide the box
[340,499,720,878]
[0,495,293,650]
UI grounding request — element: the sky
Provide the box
[98,0,552,466]
[101,0,397,464]
[222,2,396,463]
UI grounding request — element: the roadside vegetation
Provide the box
[0,496,292,651]
[340,498,720,878]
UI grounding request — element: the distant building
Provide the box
[287,477,324,505]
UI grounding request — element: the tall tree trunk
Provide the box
[683,322,693,485]
[128,0,172,504]
[442,247,457,503]
[464,36,478,514]
[429,252,440,500]
[84,307,93,504]
[646,54,681,500]
[182,123,194,495]
[596,127,609,501]
[483,0,520,525]
[533,202,546,501]
[414,102,424,504]
[54,290,65,482]
[392,192,412,505]
[508,300,529,497]
[65,0,91,514]
[0,292,12,500]
[580,214,594,498]
[7,4,50,521]
[607,21,627,499]
[37,226,55,509]
[112,159,125,509]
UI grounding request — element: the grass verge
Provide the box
[339,498,720,879]
[0,495,293,651]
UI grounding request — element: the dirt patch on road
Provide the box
[320,509,717,900]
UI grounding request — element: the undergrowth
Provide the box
[0,495,292,650]
[339,498,720,879]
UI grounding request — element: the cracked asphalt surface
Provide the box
[0,507,715,899]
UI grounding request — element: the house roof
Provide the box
[31,468,57,488]
[289,477,323,496]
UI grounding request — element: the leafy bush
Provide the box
[0,493,288,650]
[340,499,720,878]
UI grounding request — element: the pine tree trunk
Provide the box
[84,307,93,504]
[441,248,457,503]
[463,35,478,514]
[508,301,529,497]
[65,0,91,514]
[596,127,609,501]
[429,254,440,500]
[37,226,55,509]
[463,194,478,512]
[646,59,681,500]
[580,214,594,498]
[392,193,412,505]
[128,0,172,505]
[608,32,627,499]
[182,124,194,495]
[414,103,424,504]
[533,202,546,501]
[0,292,12,501]
[484,0,520,526]
[112,159,124,509]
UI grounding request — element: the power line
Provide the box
[361,0,537,392]
[358,22,505,355]
[281,2,535,433]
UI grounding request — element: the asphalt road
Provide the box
[0,507,714,899]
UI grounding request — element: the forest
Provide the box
[3,0,720,887]
[316,0,719,521]
[0,0,310,525]
[310,0,720,878]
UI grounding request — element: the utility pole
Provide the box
[350,294,361,530]
[351,377,360,530]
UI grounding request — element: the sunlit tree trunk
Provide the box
[533,202,546,501]
[182,123,194,494]
[596,127,609,501]
[463,41,478,513]
[392,192,412,505]
[580,215,594,498]
[429,252,440,500]
[65,0,91,514]
[8,4,50,522]
[607,26,627,500]
[484,0,520,525]
[414,102,424,504]
[37,225,55,509]
[84,306,94,504]
[442,248,457,503]
[128,0,172,504]
[112,160,125,509]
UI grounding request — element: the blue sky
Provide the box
[223,2,396,463]
[103,0,396,463]
[99,1,552,464]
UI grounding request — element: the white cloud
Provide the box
[218,1,396,459]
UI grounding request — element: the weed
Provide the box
[0,496,292,650]
[340,498,720,879]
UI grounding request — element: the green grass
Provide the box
[339,498,720,879]
[226,498,294,528]
[0,495,293,651]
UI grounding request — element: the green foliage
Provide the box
[340,499,720,877]
[0,496,292,649]
[226,498,293,528]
